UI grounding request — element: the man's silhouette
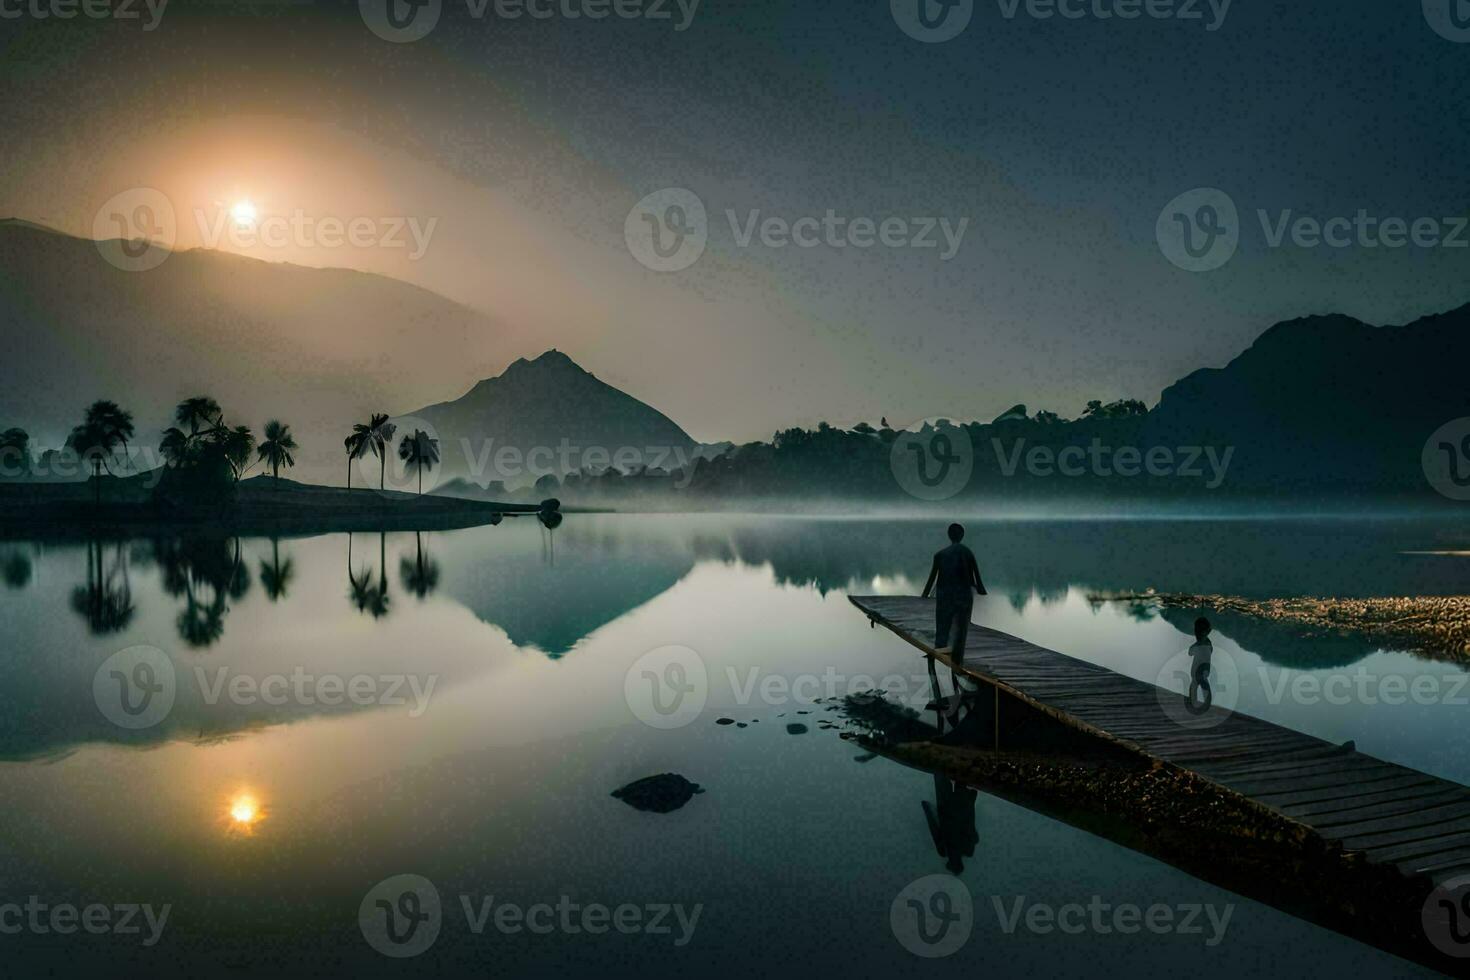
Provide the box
[921,523,986,658]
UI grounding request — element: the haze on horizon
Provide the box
[2,1,1468,447]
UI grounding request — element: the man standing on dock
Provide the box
[921,523,986,658]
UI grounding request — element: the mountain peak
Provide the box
[499,348,591,381]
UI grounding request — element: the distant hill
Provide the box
[0,219,519,483]
[1142,305,1470,494]
[406,349,703,487]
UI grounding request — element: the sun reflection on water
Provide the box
[225,790,265,834]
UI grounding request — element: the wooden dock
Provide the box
[850,595,1470,887]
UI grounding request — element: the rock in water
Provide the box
[610,774,705,813]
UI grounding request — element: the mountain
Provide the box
[0,219,520,483]
[1143,304,1470,494]
[406,350,700,488]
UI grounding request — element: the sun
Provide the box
[230,199,258,228]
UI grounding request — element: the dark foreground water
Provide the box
[0,515,1466,977]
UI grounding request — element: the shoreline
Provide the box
[1093,592,1470,660]
[0,476,557,540]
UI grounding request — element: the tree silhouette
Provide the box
[344,430,370,491]
[351,414,398,490]
[396,428,440,494]
[220,424,255,481]
[256,420,298,484]
[175,396,222,437]
[66,401,135,504]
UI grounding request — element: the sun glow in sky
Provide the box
[230,199,258,227]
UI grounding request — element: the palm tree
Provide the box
[344,431,369,490]
[0,427,29,479]
[351,414,397,490]
[256,420,298,484]
[159,427,190,467]
[66,400,135,504]
[175,396,221,437]
[396,428,440,495]
[221,424,255,481]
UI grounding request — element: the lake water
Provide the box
[1,515,1466,976]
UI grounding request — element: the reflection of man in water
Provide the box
[923,773,979,874]
[921,523,986,659]
[1185,616,1214,714]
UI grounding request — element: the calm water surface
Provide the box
[1,515,1466,976]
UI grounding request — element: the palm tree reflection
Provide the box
[70,539,135,634]
[347,532,391,619]
[1,547,32,590]
[259,538,295,602]
[153,536,251,648]
[399,531,440,600]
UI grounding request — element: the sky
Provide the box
[1,0,1468,444]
